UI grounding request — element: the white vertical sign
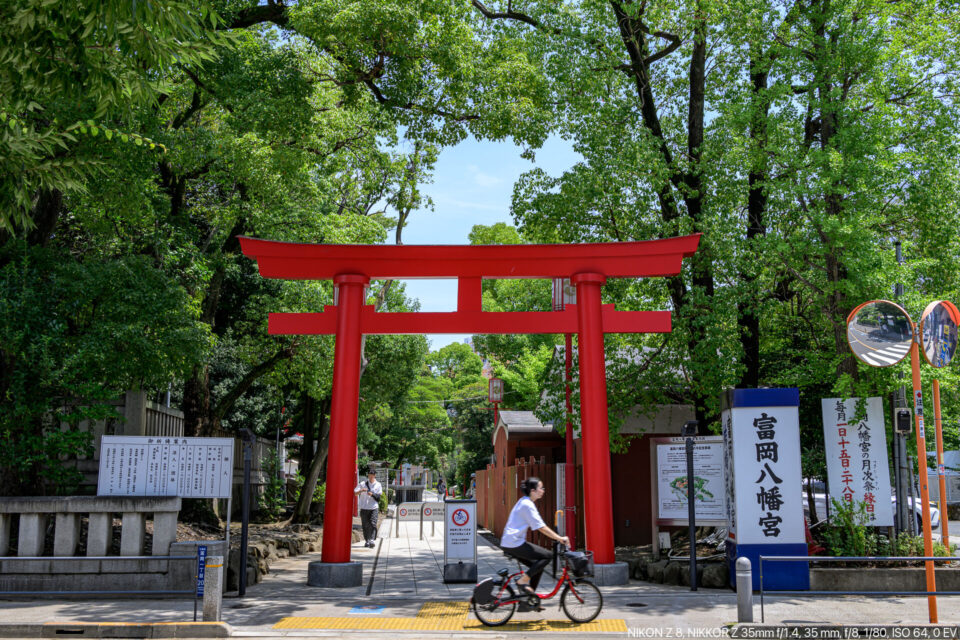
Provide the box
[821,397,893,526]
[726,406,804,545]
[444,502,477,562]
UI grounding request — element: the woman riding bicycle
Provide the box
[501,476,569,600]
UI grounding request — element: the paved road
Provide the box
[2,515,960,637]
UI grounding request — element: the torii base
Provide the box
[307,561,363,588]
[592,562,630,586]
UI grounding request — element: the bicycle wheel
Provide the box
[560,579,603,623]
[473,583,517,626]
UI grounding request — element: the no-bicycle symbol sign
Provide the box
[399,508,407,517]
[424,507,432,517]
[452,508,469,526]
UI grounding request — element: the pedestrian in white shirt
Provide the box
[501,476,569,604]
[355,471,383,548]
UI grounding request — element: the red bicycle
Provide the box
[471,545,603,626]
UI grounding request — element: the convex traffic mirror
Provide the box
[846,300,913,367]
[919,300,959,368]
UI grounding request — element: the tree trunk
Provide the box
[26,189,64,248]
[301,393,315,473]
[182,365,210,437]
[737,43,770,389]
[292,396,330,523]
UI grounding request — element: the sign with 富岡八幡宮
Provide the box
[821,397,893,526]
[722,388,808,591]
[724,404,804,546]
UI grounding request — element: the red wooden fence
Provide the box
[477,456,584,549]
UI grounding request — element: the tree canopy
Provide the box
[2,0,959,498]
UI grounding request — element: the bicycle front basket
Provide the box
[565,550,594,577]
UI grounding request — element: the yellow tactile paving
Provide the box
[464,619,628,632]
[274,601,628,632]
[416,600,470,619]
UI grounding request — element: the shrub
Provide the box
[293,473,325,506]
[819,498,956,563]
[378,490,388,513]
[256,453,286,521]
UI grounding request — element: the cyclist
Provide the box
[501,476,569,603]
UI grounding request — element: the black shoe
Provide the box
[517,596,543,612]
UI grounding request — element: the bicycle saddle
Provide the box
[497,568,509,578]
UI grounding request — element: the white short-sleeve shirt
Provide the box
[500,496,546,548]
[356,479,382,511]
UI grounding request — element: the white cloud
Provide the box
[467,164,502,187]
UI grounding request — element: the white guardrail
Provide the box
[395,501,445,539]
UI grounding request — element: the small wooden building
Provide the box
[476,345,695,548]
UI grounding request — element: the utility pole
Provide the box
[893,240,910,534]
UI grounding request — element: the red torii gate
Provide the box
[240,234,700,579]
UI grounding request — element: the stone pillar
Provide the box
[87,512,111,556]
[152,512,178,556]
[123,390,148,436]
[18,513,47,557]
[202,556,224,621]
[0,513,10,556]
[120,512,145,556]
[53,513,80,556]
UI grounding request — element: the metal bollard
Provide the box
[203,556,224,622]
[736,557,753,622]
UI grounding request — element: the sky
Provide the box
[395,135,581,351]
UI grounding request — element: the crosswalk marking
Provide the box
[857,343,909,366]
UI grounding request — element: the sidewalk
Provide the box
[2,512,960,636]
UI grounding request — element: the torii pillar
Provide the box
[572,273,616,562]
[240,234,700,587]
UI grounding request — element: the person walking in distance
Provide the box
[355,470,383,548]
[501,477,569,609]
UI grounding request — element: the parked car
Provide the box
[802,482,940,531]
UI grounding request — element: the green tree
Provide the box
[0,244,209,495]
[0,0,226,234]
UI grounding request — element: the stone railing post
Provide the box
[202,556,224,621]
[123,390,148,436]
[18,514,47,556]
[53,513,80,556]
[0,513,10,556]
[86,513,111,556]
[120,511,145,555]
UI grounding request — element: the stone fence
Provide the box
[71,392,278,514]
[0,496,186,594]
[72,391,186,491]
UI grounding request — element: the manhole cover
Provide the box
[626,602,648,608]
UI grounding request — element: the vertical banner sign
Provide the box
[821,398,893,526]
[722,388,808,591]
[196,545,208,597]
[443,499,477,583]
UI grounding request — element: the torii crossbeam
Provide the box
[241,234,700,584]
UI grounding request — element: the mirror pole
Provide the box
[933,380,949,549]
[909,331,938,623]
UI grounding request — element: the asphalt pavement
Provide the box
[2,511,960,638]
